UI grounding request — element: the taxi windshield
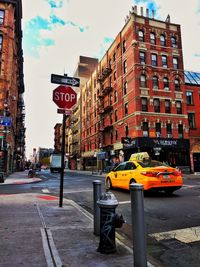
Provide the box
[138,160,169,168]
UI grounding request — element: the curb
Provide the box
[0,177,42,185]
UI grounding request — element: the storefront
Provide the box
[122,137,190,171]
[190,140,200,173]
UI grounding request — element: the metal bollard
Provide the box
[93,180,102,236]
[97,191,125,254]
[130,183,147,267]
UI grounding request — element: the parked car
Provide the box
[105,153,183,194]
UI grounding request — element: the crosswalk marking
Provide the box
[150,226,200,244]
[119,201,131,204]
[42,189,50,193]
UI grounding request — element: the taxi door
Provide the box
[122,162,137,188]
[112,163,126,187]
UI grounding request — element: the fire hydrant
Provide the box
[97,191,125,254]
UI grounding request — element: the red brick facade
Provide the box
[0,1,25,173]
[184,75,200,172]
[81,9,191,172]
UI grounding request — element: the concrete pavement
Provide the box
[1,169,199,267]
[0,171,156,267]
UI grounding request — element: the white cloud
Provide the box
[22,0,200,157]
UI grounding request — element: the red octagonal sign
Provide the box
[53,85,77,109]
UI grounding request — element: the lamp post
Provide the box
[0,99,9,176]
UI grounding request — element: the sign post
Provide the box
[59,113,66,207]
[52,82,78,207]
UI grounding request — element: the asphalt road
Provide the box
[1,170,200,267]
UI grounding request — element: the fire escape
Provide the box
[97,66,113,148]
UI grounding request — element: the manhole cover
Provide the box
[160,238,188,250]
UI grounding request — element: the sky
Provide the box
[22,0,200,158]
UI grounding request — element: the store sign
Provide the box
[113,142,123,150]
[0,116,12,127]
[121,137,137,148]
[153,139,178,147]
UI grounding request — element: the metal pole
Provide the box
[59,113,66,207]
[93,180,101,235]
[130,183,147,267]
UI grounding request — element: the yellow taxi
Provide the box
[105,152,183,194]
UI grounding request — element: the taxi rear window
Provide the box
[138,160,168,168]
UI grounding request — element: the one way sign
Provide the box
[51,74,80,87]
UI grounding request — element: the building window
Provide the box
[113,52,116,62]
[178,124,184,138]
[151,53,157,66]
[0,10,5,25]
[171,36,177,48]
[163,77,169,90]
[186,91,193,105]
[110,131,113,143]
[123,40,126,53]
[140,51,145,64]
[114,71,116,80]
[123,60,127,74]
[141,97,148,111]
[150,32,156,44]
[114,90,117,102]
[114,110,118,121]
[152,76,159,89]
[156,123,161,137]
[125,125,129,137]
[138,30,144,42]
[188,113,195,128]
[125,103,128,116]
[162,55,168,68]
[109,94,113,105]
[165,100,171,113]
[0,35,3,50]
[142,122,149,137]
[140,74,146,87]
[160,34,166,46]
[109,76,112,87]
[166,123,172,138]
[124,81,127,95]
[173,57,178,69]
[115,130,118,141]
[175,79,180,91]
[154,98,160,112]
[176,101,182,114]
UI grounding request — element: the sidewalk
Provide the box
[0,170,42,185]
[0,171,154,267]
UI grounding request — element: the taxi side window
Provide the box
[125,162,136,170]
[115,163,126,171]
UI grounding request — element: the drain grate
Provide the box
[160,238,189,250]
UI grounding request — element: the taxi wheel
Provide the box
[164,188,175,195]
[106,178,112,190]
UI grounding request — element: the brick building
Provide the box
[184,71,200,173]
[0,0,25,174]
[81,7,191,171]
[65,56,98,170]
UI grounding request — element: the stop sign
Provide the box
[53,85,77,109]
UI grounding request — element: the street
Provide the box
[1,170,200,267]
